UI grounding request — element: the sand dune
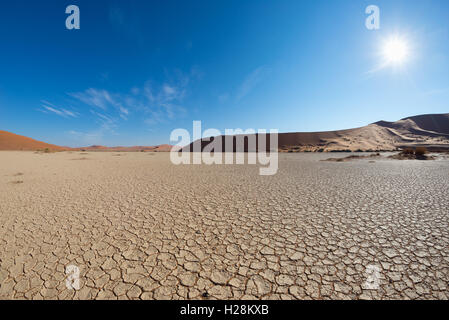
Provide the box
[402,113,449,135]
[183,113,449,152]
[0,131,172,152]
[2,113,448,152]
[0,130,67,151]
[75,145,173,152]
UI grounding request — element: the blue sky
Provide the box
[0,0,448,147]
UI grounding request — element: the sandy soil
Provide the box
[0,151,448,300]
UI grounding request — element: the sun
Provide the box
[382,36,409,65]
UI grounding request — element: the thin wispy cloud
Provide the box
[119,106,129,118]
[68,110,118,146]
[39,101,78,118]
[142,81,188,124]
[236,66,269,101]
[90,110,115,126]
[40,68,198,146]
[70,88,130,120]
[69,69,195,127]
[69,89,113,110]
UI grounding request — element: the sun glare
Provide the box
[382,36,409,65]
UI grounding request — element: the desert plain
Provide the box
[0,150,448,300]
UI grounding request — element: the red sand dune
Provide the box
[0,130,173,152]
[0,130,67,151]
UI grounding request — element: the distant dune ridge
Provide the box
[75,145,173,152]
[1,113,448,152]
[183,113,449,152]
[0,131,171,152]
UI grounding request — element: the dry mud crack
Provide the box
[0,151,448,300]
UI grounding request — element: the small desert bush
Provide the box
[36,148,52,153]
[415,147,427,156]
[391,146,433,160]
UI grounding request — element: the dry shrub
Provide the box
[392,146,433,160]
[415,147,427,156]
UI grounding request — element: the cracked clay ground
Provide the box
[0,151,448,300]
